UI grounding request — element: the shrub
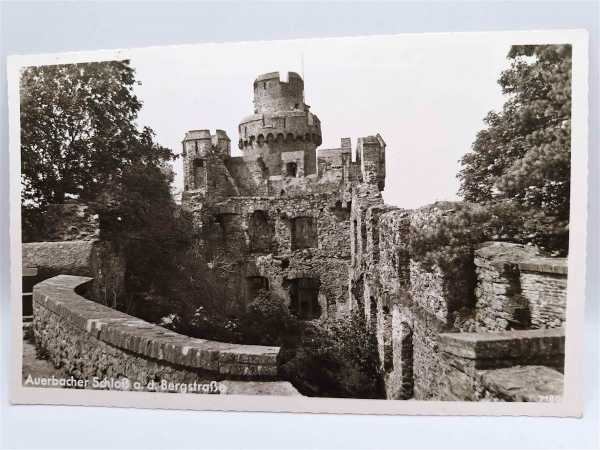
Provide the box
[409,200,565,276]
[409,202,488,272]
[278,311,385,399]
[238,290,301,346]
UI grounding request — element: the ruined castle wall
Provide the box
[225,157,259,196]
[474,242,567,331]
[363,207,399,353]
[247,252,349,319]
[196,193,353,317]
[405,206,477,400]
[349,201,568,401]
[376,209,411,399]
[409,205,477,323]
[349,184,384,314]
[519,258,568,329]
[184,152,240,202]
[316,139,358,186]
[437,329,564,401]
[210,193,350,256]
[357,135,386,190]
[474,242,539,330]
[410,308,452,400]
[226,151,358,199]
[240,138,319,181]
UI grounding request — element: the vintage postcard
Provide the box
[8,30,588,416]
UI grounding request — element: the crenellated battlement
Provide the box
[357,134,386,191]
[183,129,231,155]
[252,72,305,114]
[238,112,322,149]
[182,129,233,193]
[181,72,386,206]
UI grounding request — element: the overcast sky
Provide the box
[129,34,512,208]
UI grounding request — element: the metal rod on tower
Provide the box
[301,53,305,101]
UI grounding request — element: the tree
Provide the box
[458,45,572,253]
[93,160,192,314]
[20,60,190,316]
[20,60,173,211]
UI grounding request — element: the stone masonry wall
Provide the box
[474,242,568,331]
[474,242,540,330]
[519,257,568,329]
[349,201,568,401]
[33,275,281,388]
[191,192,353,318]
[22,240,126,309]
[437,329,564,401]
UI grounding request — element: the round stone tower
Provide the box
[238,72,322,179]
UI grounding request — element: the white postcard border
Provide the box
[7,29,589,417]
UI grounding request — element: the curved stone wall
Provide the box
[33,275,281,385]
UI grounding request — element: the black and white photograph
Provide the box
[8,30,588,416]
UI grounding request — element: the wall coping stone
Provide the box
[439,328,564,360]
[33,275,281,378]
[478,365,563,401]
[518,256,568,275]
[23,241,99,276]
[474,241,567,275]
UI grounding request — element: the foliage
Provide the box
[457,44,571,255]
[165,305,245,344]
[161,289,384,398]
[161,288,301,346]
[408,202,489,271]
[409,198,566,275]
[239,290,301,346]
[92,162,191,315]
[20,60,172,210]
[279,311,385,399]
[19,60,190,316]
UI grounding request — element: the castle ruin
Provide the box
[23,71,567,402]
[181,71,385,320]
[180,71,567,401]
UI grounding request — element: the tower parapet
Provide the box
[253,71,305,114]
[238,72,322,181]
[357,134,386,191]
[182,129,231,191]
